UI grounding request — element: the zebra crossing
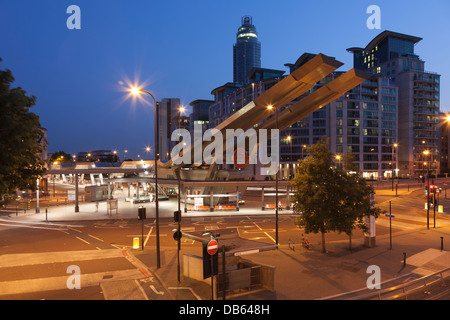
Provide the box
[0,248,168,299]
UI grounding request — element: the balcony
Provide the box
[414,75,438,84]
[413,108,439,116]
[414,93,439,100]
[413,84,439,92]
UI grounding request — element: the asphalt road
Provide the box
[0,185,449,300]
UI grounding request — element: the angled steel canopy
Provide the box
[214,53,343,132]
[259,68,371,131]
[172,53,344,166]
[170,53,370,172]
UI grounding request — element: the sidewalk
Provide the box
[5,197,293,222]
[130,223,450,300]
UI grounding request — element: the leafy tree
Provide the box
[0,58,46,206]
[291,137,382,252]
[50,151,73,163]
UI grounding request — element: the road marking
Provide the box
[150,285,165,295]
[253,222,276,243]
[0,269,144,296]
[88,234,104,242]
[75,236,91,245]
[168,287,202,300]
[144,226,153,247]
[0,222,66,231]
[135,279,149,300]
[0,249,124,268]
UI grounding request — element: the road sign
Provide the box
[173,230,182,241]
[385,214,395,218]
[233,148,248,169]
[206,239,218,255]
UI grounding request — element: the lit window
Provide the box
[237,32,257,38]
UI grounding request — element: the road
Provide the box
[0,185,449,300]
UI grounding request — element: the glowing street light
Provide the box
[129,86,161,268]
[267,104,279,245]
[392,143,398,191]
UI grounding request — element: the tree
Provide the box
[290,137,382,252]
[50,151,73,163]
[0,58,46,206]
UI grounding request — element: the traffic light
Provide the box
[138,206,146,220]
[173,210,181,222]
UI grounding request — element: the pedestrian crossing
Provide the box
[0,248,165,300]
[375,210,450,231]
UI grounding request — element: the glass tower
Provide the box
[233,16,261,85]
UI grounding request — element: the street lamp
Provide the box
[392,143,398,191]
[286,135,293,178]
[301,145,307,161]
[267,104,279,245]
[130,86,161,269]
[336,155,341,169]
[423,149,430,229]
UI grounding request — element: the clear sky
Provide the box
[1,0,449,159]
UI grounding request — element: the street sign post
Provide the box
[233,148,248,169]
[203,239,219,300]
[138,206,146,250]
[386,201,395,250]
[207,239,218,255]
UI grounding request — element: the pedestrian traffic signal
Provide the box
[138,206,146,220]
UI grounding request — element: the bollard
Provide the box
[403,252,407,267]
[288,239,295,251]
[441,237,444,252]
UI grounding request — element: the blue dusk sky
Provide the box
[1,0,449,159]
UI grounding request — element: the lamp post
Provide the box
[301,145,307,161]
[131,87,161,268]
[423,150,430,229]
[267,104,279,245]
[177,105,185,282]
[287,135,292,178]
[336,155,341,170]
[392,143,398,191]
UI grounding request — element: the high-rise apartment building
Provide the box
[207,53,399,180]
[158,98,190,162]
[233,16,261,85]
[348,31,440,177]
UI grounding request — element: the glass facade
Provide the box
[233,16,261,85]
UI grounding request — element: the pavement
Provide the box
[2,183,450,300]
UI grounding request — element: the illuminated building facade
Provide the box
[233,16,261,85]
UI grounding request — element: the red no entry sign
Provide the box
[233,148,248,169]
[206,239,218,255]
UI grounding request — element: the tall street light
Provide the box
[176,105,185,282]
[336,155,341,169]
[267,104,279,245]
[392,143,398,191]
[130,87,161,268]
[423,149,430,229]
[287,135,292,178]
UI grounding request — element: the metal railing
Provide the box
[216,265,263,299]
[350,267,450,300]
